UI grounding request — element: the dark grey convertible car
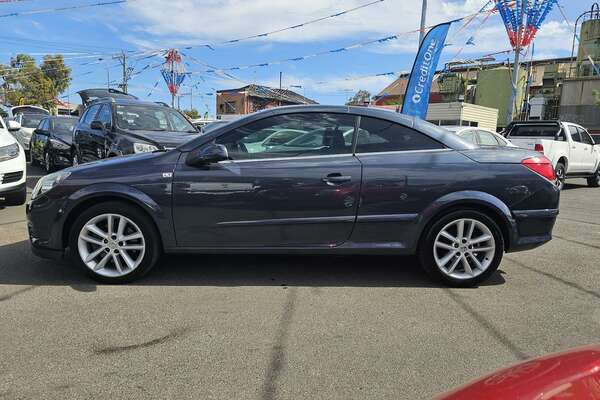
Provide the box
[27,105,560,287]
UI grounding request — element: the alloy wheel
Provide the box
[555,165,565,190]
[433,218,496,280]
[77,213,146,278]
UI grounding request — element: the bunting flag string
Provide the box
[182,6,496,76]
[0,0,132,18]
[494,0,559,48]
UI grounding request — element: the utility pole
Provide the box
[113,51,129,93]
[506,4,526,124]
[279,71,283,107]
[419,0,428,44]
[190,85,193,111]
[171,56,176,108]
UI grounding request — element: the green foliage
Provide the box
[182,108,200,119]
[0,53,71,109]
[345,89,371,106]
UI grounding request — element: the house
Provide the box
[216,84,317,119]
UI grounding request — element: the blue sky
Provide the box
[0,0,592,116]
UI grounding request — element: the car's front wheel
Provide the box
[69,202,161,283]
[419,210,504,287]
[44,150,55,173]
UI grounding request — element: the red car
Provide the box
[438,345,600,399]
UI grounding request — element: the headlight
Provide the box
[0,143,20,162]
[31,171,70,200]
[50,139,71,150]
[133,142,158,153]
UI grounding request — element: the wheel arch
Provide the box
[60,184,172,250]
[416,191,514,252]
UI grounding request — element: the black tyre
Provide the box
[68,201,161,283]
[72,151,80,166]
[418,210,504,288]
[555,162,566,190]
[587,168,600,188]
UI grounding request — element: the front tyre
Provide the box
[69,202,161,283]
[419,210,504,287]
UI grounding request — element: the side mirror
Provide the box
[186,143,229,166]
[90,120,104,130]
[7,120,21,132]
[34,128,47,136]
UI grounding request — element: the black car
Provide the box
[72,98,199,165]
[27,105,560,287]
[30,116,78,172]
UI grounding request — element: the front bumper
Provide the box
[507,209,559,252]
[0,182,26,206]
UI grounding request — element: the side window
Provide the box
[96,105,113,125]
[478,131,501,146]
[356,117,445,153]
[568,125,582,143]
[459,130,478,145]
[82,105,101,125]
[578,127,593,145]
[215,113,356,160]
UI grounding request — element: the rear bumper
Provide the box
[507,209,559,253]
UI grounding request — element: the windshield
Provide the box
[21,114,46,129]
[115,104,197,133]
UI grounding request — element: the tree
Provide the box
[0,53,71,109]
[41,55,71,94]
[345,89,371,106]
[182,108,200,119]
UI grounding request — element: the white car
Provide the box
[505,120,600,189]
[11,112,48,154]
[443,126,516,147]
[0,117,27,207]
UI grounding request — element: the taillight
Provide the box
[534,143,544,153]
[522,156,556,182]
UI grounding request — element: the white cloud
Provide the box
[123,0,488,46]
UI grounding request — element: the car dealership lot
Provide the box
[0,165,599,399]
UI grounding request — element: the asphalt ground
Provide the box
[0,163,599,399]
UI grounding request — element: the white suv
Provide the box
[0,116,26,207]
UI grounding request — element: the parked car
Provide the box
[71,98,199,165]
[0,116,26,207]
[443,126,516,147]
[77,88,137,110]
[505,120,600,189]
[437,344,600,399]
[201,120,231,134]
[10,113,48,155]
[30,116,78,172]
[28,105,559,286]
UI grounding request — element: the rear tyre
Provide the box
[418,210,504,288]
[555,162,566,190]
[587,168,600,188]
[68,201,161,283]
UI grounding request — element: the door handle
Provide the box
[322,173,351,185]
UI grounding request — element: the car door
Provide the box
[172,112,361,248]
[31,118,49,162]
[89,104,113,159]
[566,124,585,173]
[577,127,597,173]
[75,104,101,163]
[352,116,453,250]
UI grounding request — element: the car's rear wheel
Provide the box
[555,162,566,190]
[587,168,600,188]
[69,202,161,283]
[419,210,504,287]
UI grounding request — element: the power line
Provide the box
[0,0,133,18]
